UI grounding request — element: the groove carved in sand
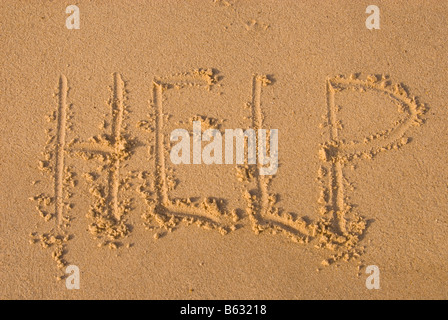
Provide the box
[55,75,68,227]
[141,69,236,235]
[30,75,75,272]
[243,75,314,243]
[69,73,132,240]
[315,74,427,264]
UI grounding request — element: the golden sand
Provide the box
[1,0,447,299]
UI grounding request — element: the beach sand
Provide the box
[1,0,447,299]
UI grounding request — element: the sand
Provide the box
[1,0,448,299]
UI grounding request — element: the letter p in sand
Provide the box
[319,74,427,236]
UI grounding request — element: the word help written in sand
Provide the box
[30,70,426,276]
